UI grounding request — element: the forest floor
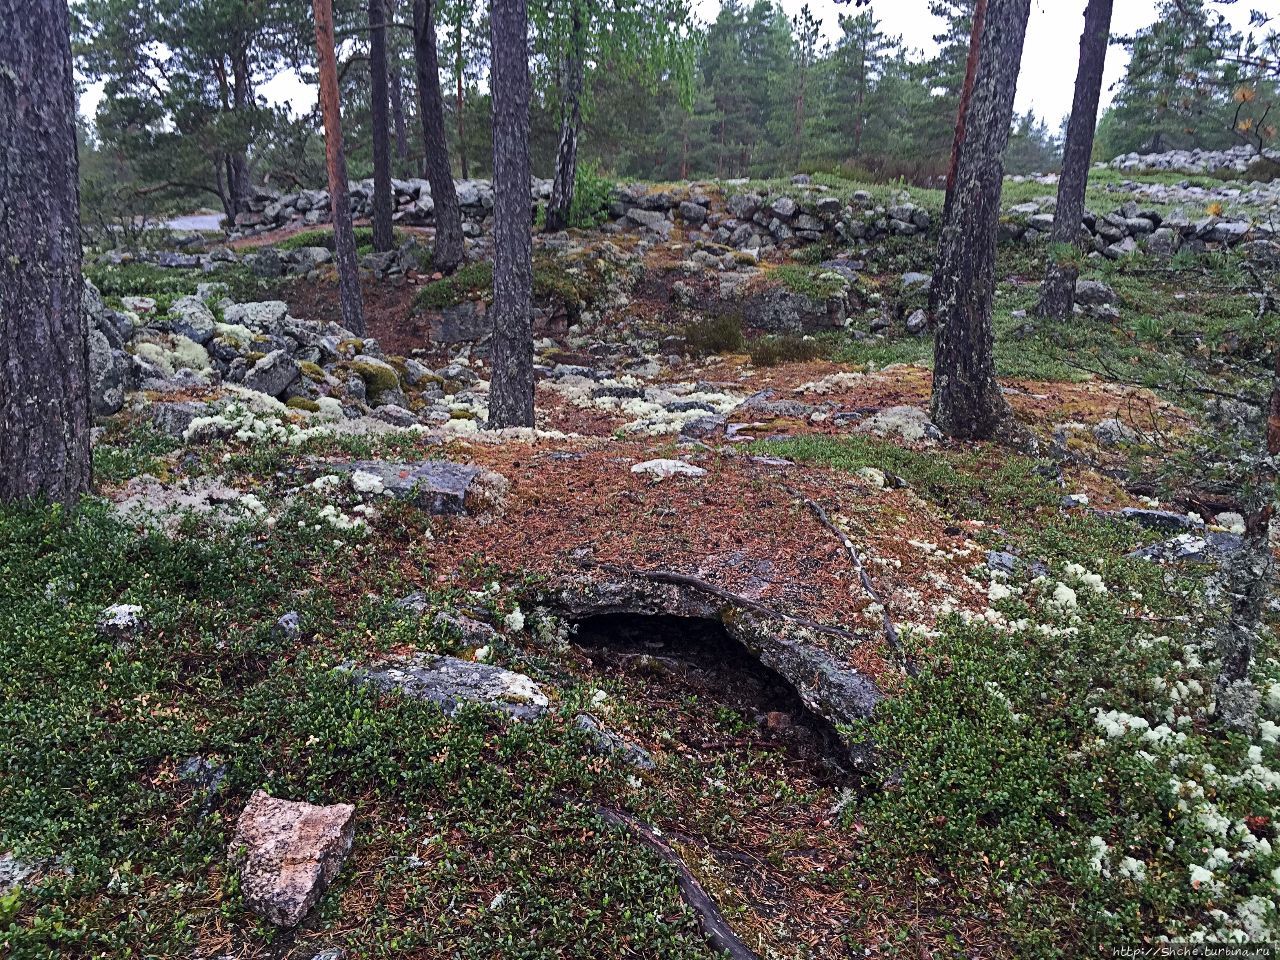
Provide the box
[3,169,1280,958]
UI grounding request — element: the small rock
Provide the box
[630,458,707,479]
[98,603,146,641]
[228,790,356,928]
[1093,418,1140,447]
[1073,279,1117,307]
[1062,493,1090,509]
[574,713,656,770]
[274,611,302,642]
[1115,507,1203,532]
[904,309,928,335]
[986,550,1019,577]
[324,461,508,516]
[347,653,550,721]
[0,853,34,894]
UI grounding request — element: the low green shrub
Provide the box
[683,314,745,356]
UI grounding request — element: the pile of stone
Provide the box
[1109,143,1278,175]
[609,180,931,256]
[231,177,555,236]
[1103,177,1280,214]
[1000,197,1271,258]
[84,278,484,427]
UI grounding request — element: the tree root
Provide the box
[593,805,763,960]
[783,486,917,677]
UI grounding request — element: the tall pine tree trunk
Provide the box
[0,0,91,504]
[1035,0,1113,319]
[313,0,366,336]
[930,0,1031,441]
[545,0,586,233]
[487,0,534,429]
[455,17,470,180]
[230,51,253,216]
[369,0,396,252]
[414,0,465,273]
[1214,339,1280,732]
[390,53,411,165]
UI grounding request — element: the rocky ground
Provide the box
[3,168,1280,957]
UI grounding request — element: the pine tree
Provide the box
[413,0,465,272]
[1036,0,1113,320]
[313,0,366,336]
[368,0,396,252]
[1,0,92,504]
[488,0,535,429]
[930,0,1032,440]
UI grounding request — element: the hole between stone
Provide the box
[568,612,853,782]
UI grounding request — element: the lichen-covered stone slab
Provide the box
[349,653,549,721]
[228,790,355,928]
[327,460,508,515]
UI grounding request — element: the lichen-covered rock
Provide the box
[854,406,940,444]
[325,460,508,515]
[98,603,146,641]
[347,653,550,720]
[228,790,355,928]
[741,286,846,333]
[243,350,300,398]
[88,327,130,416]
[1074,278,1117,307]
[223,301,289,332]
[169,295,217,344]
[630,458,706,479]
[574,713,656,769]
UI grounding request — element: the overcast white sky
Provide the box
[82,0,1270,128]
[758,0,1268,125]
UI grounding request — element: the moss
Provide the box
[772,264,849,300]
[244,351,267,364]
[299,361,326,380]
[286,396,321,413]
[337,338,366,355]
[532,257,596,307]
[414,257,601,312]
[415,261,495,311]
[449,408,478,420]
[276,226,405,251]
[348,360,401,397]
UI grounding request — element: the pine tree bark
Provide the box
[455,17,470,180]
[1035,0,1113,319]
[487,0,535,429]
[413,0,465,273]
[930,0,1032,441]
[0,0,91,504]
[1215,337,1280,732]
[369,0,396,252]
[545,0,586,233]
[390,52,411,164]
[314,0,366,336]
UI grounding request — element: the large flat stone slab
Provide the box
[228,790,355,928]
[348,653,549,721]
[325,460,508,515]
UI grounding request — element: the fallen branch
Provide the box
[594,806,763,960]
[784,485,916,677]
[593,563,864,644]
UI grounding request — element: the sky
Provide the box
[751,0,1268,126]
[81,0,1269,129]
